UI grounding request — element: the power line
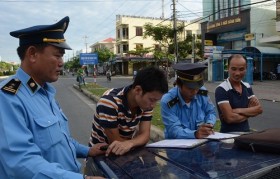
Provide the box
[0,0,162,2]
[182,0,274,28]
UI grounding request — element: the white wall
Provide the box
[251,6,278,47]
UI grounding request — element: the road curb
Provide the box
[73,84,164,142]
[73,84,100,103]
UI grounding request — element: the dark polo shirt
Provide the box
[215,79,254,133]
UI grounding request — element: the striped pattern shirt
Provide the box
[89,85,152,146]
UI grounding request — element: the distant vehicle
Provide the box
[86,140,280,178]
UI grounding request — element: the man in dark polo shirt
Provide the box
[215,54,263,133]
[89,66,168,156]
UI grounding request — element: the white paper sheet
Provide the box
[205,132,240,140]
[146,139,208,148]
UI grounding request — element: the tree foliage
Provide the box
[143,22,187,64]
[143,22,203,62]
[168,34,202,61]
[63,56,80,71]
[0,62,19,76]
[94,48,114,63]
[127,47,152,57]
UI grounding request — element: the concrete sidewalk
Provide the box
[203,80,280,102]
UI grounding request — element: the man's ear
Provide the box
[134,85,143,95]
[26,46,38,62]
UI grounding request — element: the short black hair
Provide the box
[132,66,168,94]
[17,43,49,60]
[228,54,247,66]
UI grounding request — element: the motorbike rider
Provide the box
[106,69,111,81]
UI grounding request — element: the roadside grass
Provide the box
[82,82,220,131]
[83,83,108,96]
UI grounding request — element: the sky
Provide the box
[0,0,203,63]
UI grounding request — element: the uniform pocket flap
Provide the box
[34,115,58,128]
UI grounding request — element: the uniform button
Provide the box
[48,121,51,123]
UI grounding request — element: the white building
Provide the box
[90,37,116,54]
[115,15,201,57]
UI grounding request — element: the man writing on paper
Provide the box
[161,63,217,139]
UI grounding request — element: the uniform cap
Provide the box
[10,16,71,50]
[173,63,207,89]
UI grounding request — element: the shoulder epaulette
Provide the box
[197,89,208,96]
[167,97,179,108]
[27,77,38,93]
[1,78,22,95]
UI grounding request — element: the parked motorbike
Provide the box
[253,71,278,80]
[269,71,277,80]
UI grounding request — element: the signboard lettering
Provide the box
[207,17,242,31]
[79,53,98,65]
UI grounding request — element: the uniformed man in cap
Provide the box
[160,63,217,139]
[0,16,106,179]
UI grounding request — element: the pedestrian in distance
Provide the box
[89,66,168,156]
[215,54,263,133]
[133,70,137,80]
[84,65,89,77]
[77,65,86,88]
[160,63,217,139]
[0,16,107,179]
[106,69,111,82]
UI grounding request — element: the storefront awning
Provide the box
[242,46,280,56]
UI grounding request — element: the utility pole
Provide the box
[161,0,164,19]
[82,35,89,53]
[191,34,195,63]
[172,0,178,63]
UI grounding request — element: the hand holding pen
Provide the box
[195,123,214,139]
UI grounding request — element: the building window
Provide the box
[123,44,129,53]
[213,0,242,20]
[136,27,143,36]
[117,29,120,39]
[123,27,129,39]
[215,0,219,20]
[234,0,239,15]
[117,45,121,53]
[186,30,192,36]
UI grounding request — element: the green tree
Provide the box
[195,34,203,59]
[94,48,114,63]
[143,22,185,65]
[63,56,80,72]
[168,33,202,61]
[0,62,19,76]
[127,47,152,57]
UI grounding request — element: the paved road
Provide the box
[53,77,95,145]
